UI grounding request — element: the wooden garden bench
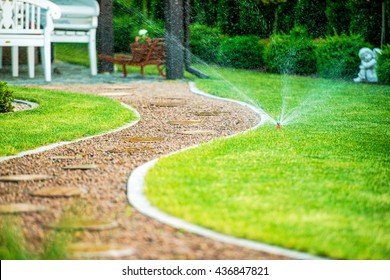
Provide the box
[0,0,61,82]
[98,38,166,77]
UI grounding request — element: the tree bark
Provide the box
[164,0,184,79]
[97,0,114,73]
[381,1,386,48]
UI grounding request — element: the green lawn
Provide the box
[145,66,390,259]
[0,86,137,156]
[54,43,91,67]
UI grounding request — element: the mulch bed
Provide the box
[0,81,287,259]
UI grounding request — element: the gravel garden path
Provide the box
[0,81,287,259]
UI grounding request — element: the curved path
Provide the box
[0,81,285,259]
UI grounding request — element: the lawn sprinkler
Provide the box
[276,122,281,129]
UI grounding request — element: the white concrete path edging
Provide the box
[14,99,39,111]
[127,82,325,260]
[0,102,140,163]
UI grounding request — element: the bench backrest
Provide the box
[130,38,165,64]
[0,0,61,35]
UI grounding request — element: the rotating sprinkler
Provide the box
[276,122,281,129]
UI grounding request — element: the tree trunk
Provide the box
[381,1,386,48]
[164,0,184,79]
[97,0,114,73]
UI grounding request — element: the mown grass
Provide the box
[0,86,137,156]
[145,66,390,259]
[54,43,90,67]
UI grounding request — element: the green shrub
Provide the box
[377,45,390,85]
[0,81,14,113]
[217,35,265,69]
[316,34,368,80]
[264,27,316,75]
[113,15,165,53]
[113,15,133,53]
[190,24,222,64]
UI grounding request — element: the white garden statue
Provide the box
[353,47,382,83]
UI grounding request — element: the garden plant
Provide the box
[0,82,14,113]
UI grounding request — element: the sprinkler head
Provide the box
[276,122,281,129]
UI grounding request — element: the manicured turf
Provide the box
[0,87,137,156]
[145,67,390,259]
[54,43,90,67]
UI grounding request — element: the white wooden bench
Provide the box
[0,0,61,81]
[51,0,99,76]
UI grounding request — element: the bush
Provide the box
[316,34,369,80]
[264,27,317,75]
[113,0,165,54]
[0,82,14,113]
[113,15,165,53]
[190,24,222,64]
[377,45,390,85]
[113,16,133,53]
[217,35,265,69]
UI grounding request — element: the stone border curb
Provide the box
[13,99,39,110]
[0,102,140,163]
[127,82,326,260]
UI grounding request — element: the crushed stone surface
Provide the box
[0,81,288,259]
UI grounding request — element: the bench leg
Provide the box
[12,47,19,77]
[28,46,35,79]
[122,64,127,78]
[140,66,144,77]
[41,43,52,82]
[89,29,97,76]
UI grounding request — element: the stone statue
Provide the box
[353,48,382,83]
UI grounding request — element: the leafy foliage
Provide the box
[316,34,368,80]
[217,35,266,69]
[295,0,327,38]
[0,81,14,113]
[113,0,164,52]
[264,27,317,75]
[377,44,390,85]
[325,0,351,35]
[274,0,297,34]
[348,0,384,47]
[189,0,389,46]
[190,24,222,63]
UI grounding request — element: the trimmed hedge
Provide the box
[217,35,265,69]
[316,34,368,80]
[0,82,14,113]
[377,45,390,85]
[190,24,222,64]
[264,28,317,75]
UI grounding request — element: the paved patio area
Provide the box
[0,61,163,85]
